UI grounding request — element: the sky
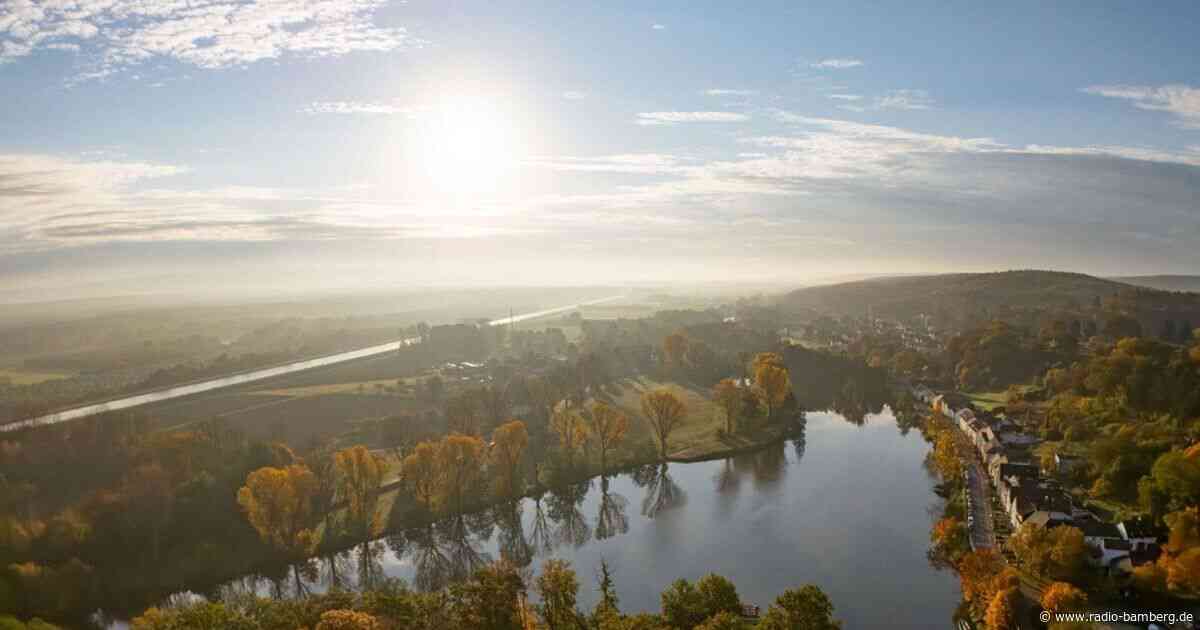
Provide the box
[2,1,1200,300]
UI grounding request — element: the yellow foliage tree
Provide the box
[712,378,742,434]
[315,609,383,630]
[640,389,686,459]
[550,409,590,470]
[754,363,791,422]
[1157,506,1200,594]
[334,446,386,537]
[435,434,486,514]
[663,332,690,368]
[236,464,319,556]
[1041,581,1087,613]
[491,420,529,498]
[401,441,440,511]
[587,402,628,473]
[984,586,1019,630]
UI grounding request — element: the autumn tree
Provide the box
[712,379,742,434]
[401,441,441,512]
[237,464,320,556]
[537,559,583,630]
[550,409,590,471]
[754,362,791,422]
[752,352,784,372]
[447,395,482,436]
[435,434,487,514]
[984,586,1019,630]
[491,420,529,499]
[929,516,969,566]
[663,332,690,369]
[1008,524,1087,582]
[1041,581,1087,614]
[335,446,387,538]
[587,402,628,473]
[641,389,687,459]
[1138,506,1200,595]
[756,584,841,630]
[449,561,528,630]
[956,549,1008,616]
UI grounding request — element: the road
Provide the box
[964,451,997,550]
[1,295,624,432]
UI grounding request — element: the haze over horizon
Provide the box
[3,1,1200,301]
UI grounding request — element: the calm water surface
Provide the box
[155,408,959,629]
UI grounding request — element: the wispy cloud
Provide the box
[636,111,749,126]
[0,0,410,80]
[651,23,666,30]
[876,89,934,110]
[1082,84,1200,129]
[562,91,587,100]
[303,101,425,116]
[525,154,695,175]
[811,58,863,69]
[704,89,758,96]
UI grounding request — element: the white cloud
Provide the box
[651,23,666,30]
[1082,84,1200,129]
[303,101,424,116]
[876,89,934,110]
[525,154,695,175]
[636,111,749,126]
[704,89,758,96]
[0,0,410,79]
[561,91,587,100]
[828,94,863,101]
[811,58,863,69]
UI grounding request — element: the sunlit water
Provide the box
[129,408,959,629]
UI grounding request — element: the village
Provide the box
[912,385,1165,582]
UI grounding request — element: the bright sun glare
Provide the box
[414,97,524,198]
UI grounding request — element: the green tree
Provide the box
[756,585,841,630]
[537,559,583,630]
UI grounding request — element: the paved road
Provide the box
[1,295,624,432]
[964,455,997,550]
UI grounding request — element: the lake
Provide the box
[164,407,960,629]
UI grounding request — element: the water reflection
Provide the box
[594,476,629,540]
[634,463,685,518]
[495,501,533,568]
[548,480,592,548]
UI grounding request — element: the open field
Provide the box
[0,368,74,385]
[963,390,1008,411]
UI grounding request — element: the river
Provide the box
[137,407,960,629]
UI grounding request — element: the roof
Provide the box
[1025,511,1074,529]
[1075,518,1122,539]
[1120,515,1165,540]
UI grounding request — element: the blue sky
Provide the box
[2,1,1199,298]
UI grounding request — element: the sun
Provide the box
[413,97,524,198]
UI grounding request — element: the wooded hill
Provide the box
[1110,275,1200,293]
[779,270,1200,334]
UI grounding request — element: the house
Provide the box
[1076,517,1132,572]
[1008,483,1073,530]
[1117,515,1165,552]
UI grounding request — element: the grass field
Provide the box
[250,377,418,398]
[0,367,74,385]
[963,390,1008,411]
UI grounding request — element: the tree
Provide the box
[315,610,384,630]
[663,333,689,369]
[335,446,387,538]
[956,550,1007,615]
[402,441,440,511]
[537,559,583,630]
[594,559,620,621]
[490,420,529,499]
[984,586,1019,630]
[450,561,528,630]
[752,352,785,372]
[587,402,628,473]
[121,462,173,562]
[756,584,841,630]
[550,409,590,471]
[660,579,707,629]
[754,363,791,422]
[236,464,319,556]
[1008,524,1087,582]
[641,389,687,459]
[448,395,482,436]
[1151,506,1200,595]
[712,379,742,434]
[1041,582,1086,614]
[436,434,486,514]
[696,612,748,630]
[696,574,741,619]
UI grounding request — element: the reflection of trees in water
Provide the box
[791,418,807,461]
[355,540,386,592]
[594,476,629,540]
[437,514,493,585]
[713,458,741,496]
[636,463,685,518]
[408,524,452,592]
[494,500,533,568]
[527,492,556,556]
[547,479,592,548]
[750,440,787,488]
[320,548,353,591]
